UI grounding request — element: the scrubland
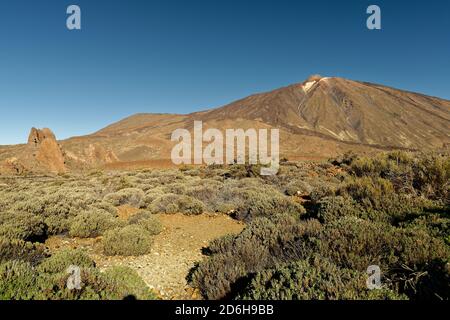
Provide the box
[0,151,448,300]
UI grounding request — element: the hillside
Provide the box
[1,75,449,173]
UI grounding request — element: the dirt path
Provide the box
[46,213,244,300]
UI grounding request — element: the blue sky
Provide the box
[0,0,449,145]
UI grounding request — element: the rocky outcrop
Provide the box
[0,157,27,175]
[27,127,66,173]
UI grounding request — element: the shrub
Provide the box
[319,216,450,300]
[413,153,450,200]
[103,266,156,300]
[0,237,48,266]
[37,249,95,274]
[185,179,223,208]
[309,184,335,203]
[44,214,71,235]
[104,188,145,208]
[284,180,313,196]
[237,256,405,300]
[0,260,38,300]
[68,209,118,238]
[0,238,154,299]
[338,177,394,210]
[318,216,399,271]
[190,216,322,299]
[177,195,206,215]
[103,225,153,256]
[0,212,47,242]
[143,188,165,207]
[315,196,361,223]
[149,194,205,215]
[128,211,163,235]
[233,189,305,221]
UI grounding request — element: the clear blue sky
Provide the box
[0,0,449,145]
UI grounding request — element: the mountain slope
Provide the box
[1,75,449,172]
[200,76,450,149]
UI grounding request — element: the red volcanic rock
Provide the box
[27,127,66,173]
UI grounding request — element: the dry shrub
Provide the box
[68,209,119,238]
[149,194,205,215]
[103,225,153,256]
[104,188,145,208]
[127,211,163,235]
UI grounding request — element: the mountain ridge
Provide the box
[1,75,449,173]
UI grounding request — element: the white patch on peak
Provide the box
[302,81,317,93]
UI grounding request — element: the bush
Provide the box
[413,153,450,200]
[128,211,163,235]
[37,249,95,274]
[103,225,153,256]
[338,177,394,210]
[237,256,405,300]
[68,209,119,238]
[0,237,48,266]
[0,260,38,300]
[103,266,156,300]
[315,196,361,223]
[319,216,450,300]
[284,180,313,196]
[233,189,305,221]
[309,184,335,203]
[0,259,156,300]
[104,188,145,208]
[0,212,47,242]
[319,216,399,271]
[149,194,205,215]
[143,188,165,207]
[190,216,322,299]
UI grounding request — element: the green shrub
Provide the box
[319,216,399,271]
[44,214,71,235]
[143,188,165,206]
[319,216,450,300]
[103,266,156,300]
[338,177,394,210]
[0,237,48,266]
[0,259,156,300]
[103,225,153,256]
[309,184,335,203]
[413,153,450,200]
[68,209,119,238]
[0,212,47,242]
[37,249,95,274]
[315,196,361,223]
[190,216,322,299]
[0,260,38,300]
[177,195,206,215]
[238,256,405,300]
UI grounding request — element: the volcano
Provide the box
[1,75,449,173]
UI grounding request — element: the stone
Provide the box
[27,127,67,173]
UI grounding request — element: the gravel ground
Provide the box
[45,213,244,300]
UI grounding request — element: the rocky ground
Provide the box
[45,213,244,300]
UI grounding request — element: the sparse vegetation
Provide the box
[0,151,448,300]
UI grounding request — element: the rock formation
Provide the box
[27,127,67,173]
